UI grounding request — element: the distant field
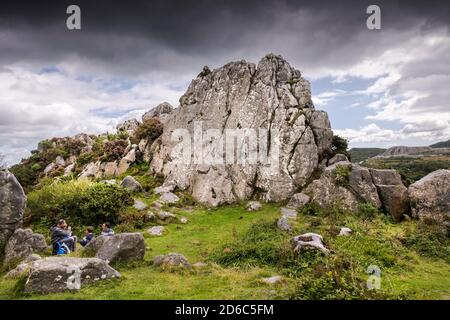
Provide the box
[348,148,386,163]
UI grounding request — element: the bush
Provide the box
[331,164,351,186]
[26,180,134,227]
[402,223,450,262]
[102,139,128,161]
[331,135,350,159]
[210,220,289,267]
[357,203,380,220]
[132,118,163,144]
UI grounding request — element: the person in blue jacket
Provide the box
[79,226,95,247]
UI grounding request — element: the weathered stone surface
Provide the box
[133,199,148,211]
[159,192,180,204]
[154,183,176,195]
[22,257,120,294]
[287,193,310,209]
[292,233,329,255]
[63,163,75,176]
[262,275,284,285]
[408,169,450,228]
[0,170,26,250]
[3,228,47,269]
[117,119,140,135]
[116,148,136,176]
[103,161,118,177]
[348,165,381,209]
[328,154,349,166]
[157,211,177,222]
[150,54,333,206]
[142,102,173,124]
[246,201,262,211]
[5,254,41,279]
[153,253,191,269]
[55,156,65,167]
[281,207,297,219]
[89,233,146,265]
[43,162,55,174]
[369,169,403,186]
[121,176,142,192]
[338,227,352,236]
[148,226,165,236]
[377,185,410,222]
[277,216,292,232]
[78,162,99,179]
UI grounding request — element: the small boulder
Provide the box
[159,192,180,204]
[328,154,349,166]
[281,207,297,219]
[179,216,188,224]
[43,162,56,174]
[63,163,75,176]
[22,257,120,294]
[262,275,284,285]
[154,184,176,195]
[157,211,177,222]
[55,156,65,167]
[3,228,47,269]
[91,233,146,265]
[153,253,191,270]
[246,201,262,211]
[292,233,329,255]
[277,217,292,232]
[148,226,165,236]
[338,227,352,236]
[377,185,410,222]
[0,170,26,250]
[408,169,450,229]
[121,176,142,193]
[133,199,148,211]
[287,193,310,209]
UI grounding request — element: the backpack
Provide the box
[56,241,71,255]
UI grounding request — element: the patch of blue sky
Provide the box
[38,66,62,75]
[98,78,139,93]
[311,76,393,130]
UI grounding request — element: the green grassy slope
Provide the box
[1,202,448,300]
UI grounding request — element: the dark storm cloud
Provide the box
[0,0,449,76]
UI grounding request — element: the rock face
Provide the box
[150,54,333,206]
[304,162,410,221]
[87,233,146,265]
[22,257,120,294]
[246,201,262,211]
[370,169,409,222]
[0,170,26,251]
[142,102,174,124]
[3,228,47,269]
[408,169,450,228]
[328,153,348,166]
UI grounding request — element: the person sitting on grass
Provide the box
[51,219,77,255]
[101,222,115,236]
[79,226,95,247]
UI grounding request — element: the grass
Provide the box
[0,202,448,300]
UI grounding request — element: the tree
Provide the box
[331,135,350,160]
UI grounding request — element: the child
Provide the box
[79,227,95,247]
[101,222,115,236]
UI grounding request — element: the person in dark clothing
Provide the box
[79,227,95,247]
[51,219,77,255]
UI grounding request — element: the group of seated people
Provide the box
[50,219,115,255]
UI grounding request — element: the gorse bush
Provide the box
[27,180,134,226]
[132,118,163,144]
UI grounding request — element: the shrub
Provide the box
[331,164,351,186]
[331,135,350,159]
[103,139,128,161]
[210,220,288,267]
[356,203,380,220]
[26,180,134,227]
[402,223,450,262]
[132,118,163,144]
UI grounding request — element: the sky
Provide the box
[0,0,449,165]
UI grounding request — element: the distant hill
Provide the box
[348,148,386,163]
[430,139,450,148]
